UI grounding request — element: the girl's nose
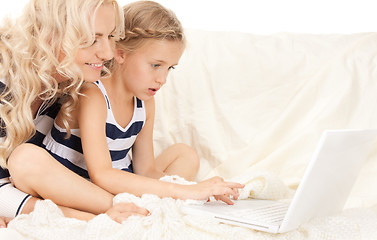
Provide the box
[156,76,167,87]
[156,71,169,86]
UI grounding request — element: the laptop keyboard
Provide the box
[223,202,289,224]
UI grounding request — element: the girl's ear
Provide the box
[114,48,126,64]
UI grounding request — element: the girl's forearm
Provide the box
[91,168,184,199]
[135,166,165,179]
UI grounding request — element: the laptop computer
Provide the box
[182,129,377,233]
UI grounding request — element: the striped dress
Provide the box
[42,80,146,179]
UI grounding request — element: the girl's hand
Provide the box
[183,176,244,204]
[105,202,149,223]
[0,216,12,228]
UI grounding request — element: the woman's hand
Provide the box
[105,202,149,223]
[182,176,244,204]
[0,216,12,228]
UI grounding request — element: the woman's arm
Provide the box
[1,180,147,223]
[3,193,147,225]
[59,201,149,222]
[22,196,95,221]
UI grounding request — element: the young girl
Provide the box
[41,0,243,204]
[2,0,148,222]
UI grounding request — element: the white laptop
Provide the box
[182,129,377,233]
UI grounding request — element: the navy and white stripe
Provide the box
[42,80,145,178]
[27,99,61,146]
[0,178,32,217]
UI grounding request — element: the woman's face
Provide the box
[74,3,116,83]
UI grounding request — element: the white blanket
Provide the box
[6,174,377,239]
[4,29,377,239]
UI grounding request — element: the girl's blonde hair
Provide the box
[116,0,185,54]
[0,0,124,168]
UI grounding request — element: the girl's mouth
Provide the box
[148,88,159,96]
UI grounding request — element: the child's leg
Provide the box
[154,143,200,181]
[7,143,113,214]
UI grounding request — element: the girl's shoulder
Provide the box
[79,82,107,109]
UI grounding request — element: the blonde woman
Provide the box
[0,0,148,223]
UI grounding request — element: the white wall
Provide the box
[1,0,375,34]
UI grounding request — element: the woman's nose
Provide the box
[97,39,114,61]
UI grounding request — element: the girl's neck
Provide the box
[100,72,135,129]
[101,72,133,104]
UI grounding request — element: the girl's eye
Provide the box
[152,64,160,68]
[168,66,176,71]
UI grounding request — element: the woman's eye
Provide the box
[152,64,160,68]
[91,39,98,46]
[108,34,114,39]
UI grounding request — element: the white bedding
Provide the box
[4,174,377,239]
[3,29,377,239]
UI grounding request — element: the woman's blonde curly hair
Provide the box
[0,0,124,168]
